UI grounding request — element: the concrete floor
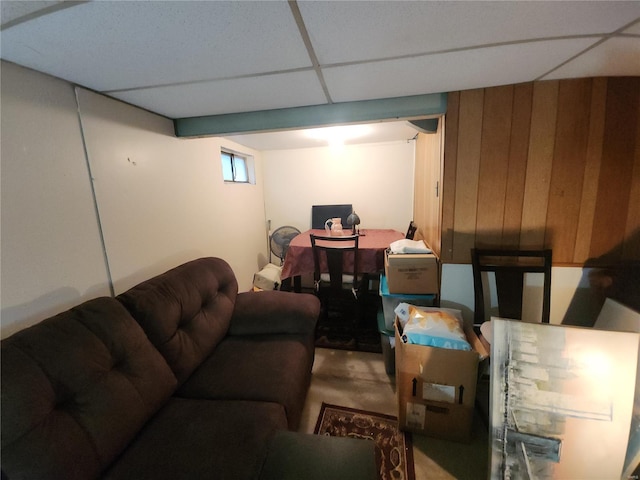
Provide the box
[299,348,490,480]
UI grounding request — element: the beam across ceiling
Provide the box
[173,93,447,138]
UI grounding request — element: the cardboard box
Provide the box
[395,316,489,442]
[384,250,439,294]
[252,263,282,291]
[379,274,437,330]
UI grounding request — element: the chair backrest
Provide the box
[310,234,359,292]
[406,221,417,239]
[471,248,552,325]
[311,204,353,229]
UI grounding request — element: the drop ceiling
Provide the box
[1,0,639,150]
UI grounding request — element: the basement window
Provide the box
[221,149,254,184]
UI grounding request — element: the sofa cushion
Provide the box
[1,297,177,480]
[117,257,238,384]
[104,398,288,480]
[229,290,320,336]
[177,334,314,430]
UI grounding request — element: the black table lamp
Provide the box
[347,212,361,234]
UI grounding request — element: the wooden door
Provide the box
[413,116,444,257]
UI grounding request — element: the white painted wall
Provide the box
[1,63,268,338]
[76,89,267,294]
[261,141,415,235]
[1,63,111,338]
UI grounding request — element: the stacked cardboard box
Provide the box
[385,243,488,441]
[394,315,489,442]
[384,250,439,295]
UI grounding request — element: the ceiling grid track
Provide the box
[535,16,640,81]
[288,0,333,104]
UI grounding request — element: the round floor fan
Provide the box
[270,226,301,265]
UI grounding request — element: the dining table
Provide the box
[280,228,405,292]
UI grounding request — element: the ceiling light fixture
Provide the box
[304,125,373,146]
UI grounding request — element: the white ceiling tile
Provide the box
[1,0,638,121]
[111,70,327,119]
[323,38,598,102]
[541,37,640,80]
[300,1,640,65]
[0,0,61,26]
[0,1,310,91]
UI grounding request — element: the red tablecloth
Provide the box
[280,229,404,279]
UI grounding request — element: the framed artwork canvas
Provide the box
[594,299,640,479]
[490,318,638,479]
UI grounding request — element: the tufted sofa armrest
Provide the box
[228,291,320,336]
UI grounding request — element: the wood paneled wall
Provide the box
[441,77,640,266]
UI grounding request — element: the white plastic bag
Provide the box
[389,239,432,254]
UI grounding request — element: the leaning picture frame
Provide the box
[490,318,638,479]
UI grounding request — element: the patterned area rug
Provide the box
[314,403,415,480]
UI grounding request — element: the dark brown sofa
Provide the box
[1,257,331,479]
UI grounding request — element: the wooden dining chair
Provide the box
[310,234,361,322]
[471,248,552,427]
[471,248,552,326]
[405,221,417,239]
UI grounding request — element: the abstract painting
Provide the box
[490,318,638,479]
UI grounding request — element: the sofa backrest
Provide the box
[117,257,238,385]
[1,297,177,480]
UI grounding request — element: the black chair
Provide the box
[471,248,553,427]
[310,234,360,322]
[405,221,417,239]
[471,248,552,326]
